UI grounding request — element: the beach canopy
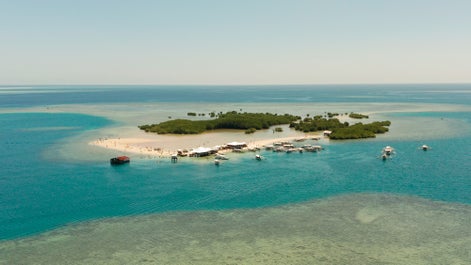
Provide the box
[226,141,247,146]
[191,147,213,154]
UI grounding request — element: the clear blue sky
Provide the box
[1,0,470,85]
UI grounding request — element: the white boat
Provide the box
[273,147,285,152]
[383,146,394,155]
[247,147,260,152]
[312,145,323,151]
[255,154,263,160]
[421,145,430,151]
[215,154,229,160]
[304,145,322,152]
[264,144,274,150]
[285,148,297,153]
[214,159,220,165]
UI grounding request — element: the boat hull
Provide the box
[110,156,130,165]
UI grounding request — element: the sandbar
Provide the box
[89,129,323,158]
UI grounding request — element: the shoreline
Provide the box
[89,133,324,158]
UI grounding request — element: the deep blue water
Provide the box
[1,84,471,107]
[0,85,470,240]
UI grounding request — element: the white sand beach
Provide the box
[89,132,323,158]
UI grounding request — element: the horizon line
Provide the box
[1,82,470,87]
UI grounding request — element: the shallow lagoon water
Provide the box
[0,85,470,264]
[1,194,470,264]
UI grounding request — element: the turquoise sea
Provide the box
[0,84,470,264]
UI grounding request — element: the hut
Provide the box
[323,130,332,136]
[226,141,247,149]
[171,154,178,162]
[189,147,214,157]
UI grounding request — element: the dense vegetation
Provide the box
[187,112,206,116]
[245,128,257,134]
[349,112,369,119]
[327,112,339,118]
[139,110,391,139]
[291,116,391,139]
[290,117,348,132]
[139,111,300,134]
[329,121,391,139]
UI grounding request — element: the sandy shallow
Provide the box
[89,133,321,158]
[3,101,471,162]
[66,101,468,159]
[1,193,470,265]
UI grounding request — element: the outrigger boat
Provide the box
[215,154,229,160]
[382,146,394,155]
[303,145,323,152]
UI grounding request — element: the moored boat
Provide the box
[421,144,429,151]
[303,145,322,152]
[264,144,274,150]
[110,156,130,165]
[285,148,297,153]
[215,154,229,160]
[273,147,285,152]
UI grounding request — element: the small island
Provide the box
[139,111,391,140]
[349,112,369,119]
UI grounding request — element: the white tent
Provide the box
[226,141,247,149]
[189,147,213,157]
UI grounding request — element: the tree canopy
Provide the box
[291,116,390,139]
[139,111,391,139]
[138,111,300,134]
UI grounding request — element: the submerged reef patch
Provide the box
[1,193,470,265]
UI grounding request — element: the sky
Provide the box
[0,0,470,85]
